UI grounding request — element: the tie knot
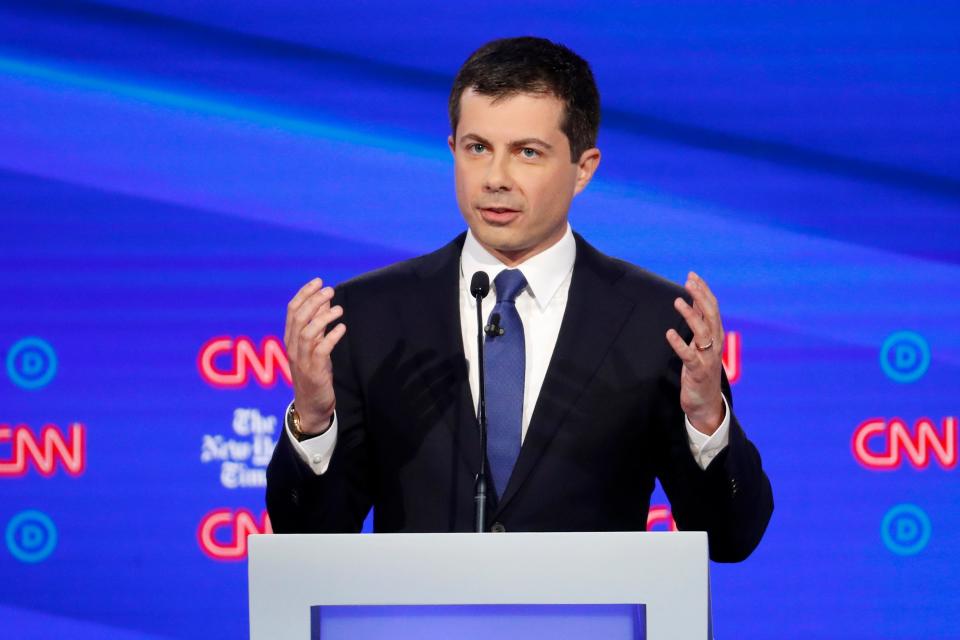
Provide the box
[494,269,528,303]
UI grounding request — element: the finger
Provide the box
[665,328,698,367]
[674,296,710,343]
[688,272,719,317]
[288,278,324,315]
[287,287,333,353]
[285,278,323,346]
[313,322,347,358]
[298,305,344,357]
[288,287,335,353]
[294,287,335,331]
[686,273,724,346]
[684,279,716,326]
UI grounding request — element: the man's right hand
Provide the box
[284,278,347,436]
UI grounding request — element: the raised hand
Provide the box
[284,278,347,435]
[665,271,726,435]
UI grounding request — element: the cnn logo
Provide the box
[198,336,291,389]
[852,417,957,470]
[198,508,272,560]
[0,423,85,477]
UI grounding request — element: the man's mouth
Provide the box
[478,206,521,223]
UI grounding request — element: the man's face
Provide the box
[448,89,600,265]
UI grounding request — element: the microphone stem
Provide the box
[474,292,488,533]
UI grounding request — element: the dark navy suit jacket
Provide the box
[266,232,773,562]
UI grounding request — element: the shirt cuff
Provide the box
[284,400,338,475]
[684,394,731,470]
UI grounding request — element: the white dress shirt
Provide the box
[287,224,730,474]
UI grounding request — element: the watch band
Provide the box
[286,403,331,442]
[286,403,309,442]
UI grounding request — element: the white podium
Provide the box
[248,532,711,639]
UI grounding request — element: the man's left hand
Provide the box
[665,271,726,435]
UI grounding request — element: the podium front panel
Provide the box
[248,531,708,639]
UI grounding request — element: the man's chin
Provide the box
[472,232,549,267]
[470,226,526,253]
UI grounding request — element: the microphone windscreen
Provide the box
[470,271,490,298]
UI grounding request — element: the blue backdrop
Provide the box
[1,1,958,638]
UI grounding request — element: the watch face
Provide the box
[287,406,301,435]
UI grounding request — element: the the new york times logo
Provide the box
[201,408,276,489]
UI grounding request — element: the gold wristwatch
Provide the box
[286,403,330,441]
[286,403,309,441]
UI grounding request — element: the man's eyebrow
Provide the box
[460,133,492,146]
[509,137,553,150]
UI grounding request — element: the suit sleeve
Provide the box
[653,318,773,562]
[265,285,374,533]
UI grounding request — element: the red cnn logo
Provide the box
[646,505,678,531]
[0,423,85,477]
[852,417,957,470]
[722,331,741,385]
[197,508,272,560]
[197,336,291,389]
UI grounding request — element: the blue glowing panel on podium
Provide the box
[311,604,645,640]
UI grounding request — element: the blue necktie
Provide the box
[484,269,528,500]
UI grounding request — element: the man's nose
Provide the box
[483,154,513,192]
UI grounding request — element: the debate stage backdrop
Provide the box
[1,1,958,638]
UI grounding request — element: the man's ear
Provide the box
[573,147,602,196]
[447,135,456,156]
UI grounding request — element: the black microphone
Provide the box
[470,271,491,533]
[484,313,504,337]
[470,271,490,299]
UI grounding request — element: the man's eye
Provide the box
[520,148,539,159]
[469,143,486,154]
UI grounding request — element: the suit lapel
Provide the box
[494,234,636,514]
[398,233,482,479]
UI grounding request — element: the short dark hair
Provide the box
[448,37,601,162]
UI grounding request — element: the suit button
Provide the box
[491,522,506,533]
[730,478,739,496]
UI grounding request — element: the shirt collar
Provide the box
[460,224,576,311]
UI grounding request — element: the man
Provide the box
[267,37,772,561]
